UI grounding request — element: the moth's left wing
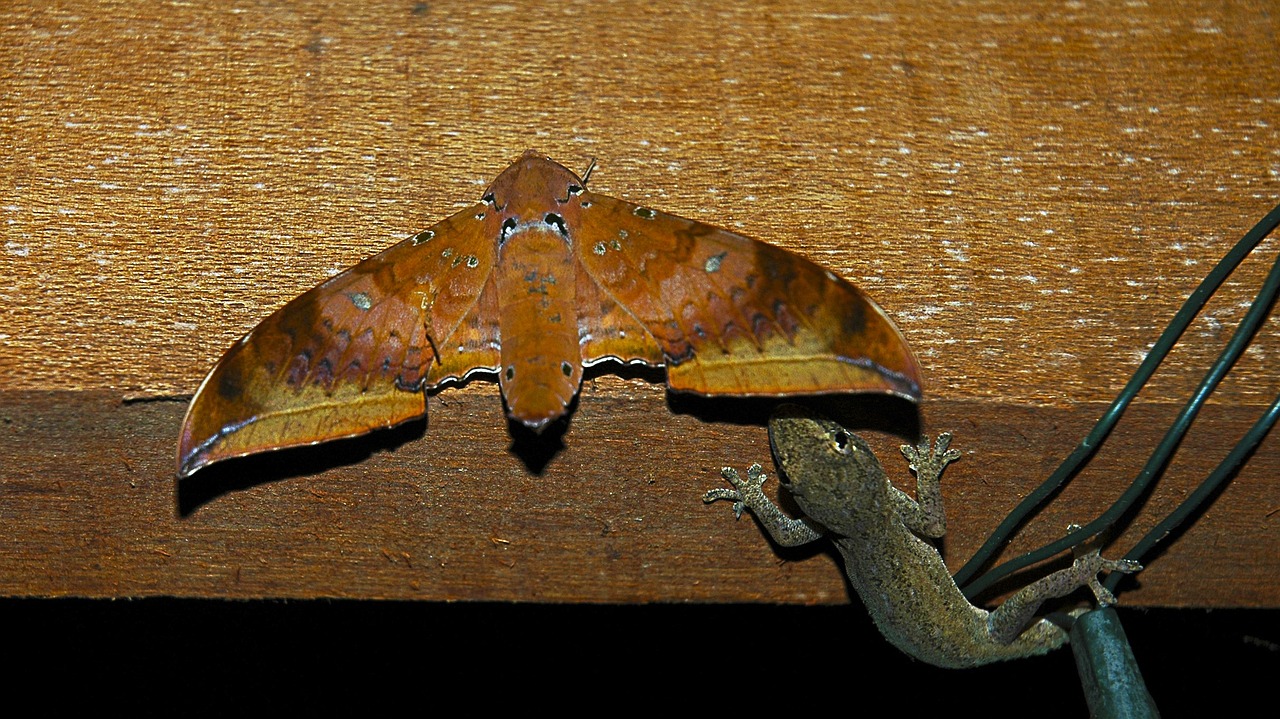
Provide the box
[178,206,502,477]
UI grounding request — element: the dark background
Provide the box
[8,598,1275,714]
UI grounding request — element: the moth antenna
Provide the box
[580,157,597,186]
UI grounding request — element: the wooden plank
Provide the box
[1,389,1274,606]
[1,1,1277,611]
[1,1,1276,408]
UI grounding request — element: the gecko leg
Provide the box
[988,549,1143,644]
[703,464,826,547]
[895,433,962,538]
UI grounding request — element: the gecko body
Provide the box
[704,405,1140,668]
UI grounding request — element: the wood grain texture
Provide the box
[0,388,1275,607]
[1,1,1277,607]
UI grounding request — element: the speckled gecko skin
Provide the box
[704,405,1141,668]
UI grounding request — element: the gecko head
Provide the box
[767,404,882,515]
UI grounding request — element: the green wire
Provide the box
[1103,389,1280,594]
[964,244,1278,597]
[955,201,1280,596]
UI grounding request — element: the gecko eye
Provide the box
[832,430,852,454]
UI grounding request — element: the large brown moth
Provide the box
[178,151,920,477]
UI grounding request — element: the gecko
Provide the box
[703,405,1142,668]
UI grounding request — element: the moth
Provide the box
[178,150,921,477]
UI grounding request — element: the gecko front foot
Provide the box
[899,432,962,481]
[702,464,768,519]
[894,433,961,538]
[703,463,827,547]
